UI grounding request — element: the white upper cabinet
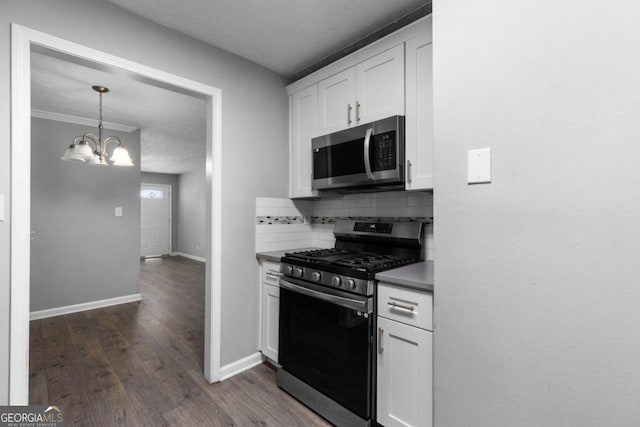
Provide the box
[318,68,356,135]
[287,16,431,198]
[355,44,405,125]
[405,20,434,190]
[318,44,405,135]
[290,84,319,198]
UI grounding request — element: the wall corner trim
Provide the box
[171,252,206,263]
[29,293,142,321]
[219,352,265,381]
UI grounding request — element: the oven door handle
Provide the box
[363,127,375,180]
[279,277,372,313]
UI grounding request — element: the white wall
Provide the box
[177,164,206,259]
[0,0,289,401]
[30,117,141,312]
[434,1,640,425]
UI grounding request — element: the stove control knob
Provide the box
[311,272,322,282]
[331,276,342,288]
[294,267,304,278]
[284,265,293,275]
[346,279,357,290]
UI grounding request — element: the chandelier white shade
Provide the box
[60,85,134,167]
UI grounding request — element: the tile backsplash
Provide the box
[256,192,434,260]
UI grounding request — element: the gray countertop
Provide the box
[375,260,434,293]
[256,247,319,263]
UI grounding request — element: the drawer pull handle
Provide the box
[266,271,282,278]
[388,301,415,312]
[378,327,384,354]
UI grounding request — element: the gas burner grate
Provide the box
[333,253,417,272]
[285,248,352,260]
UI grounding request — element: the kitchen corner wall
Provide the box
[434,1,640,425]
[256,191,434,259]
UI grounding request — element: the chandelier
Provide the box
[60,85,134,166]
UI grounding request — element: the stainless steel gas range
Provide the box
[277,219,423,427]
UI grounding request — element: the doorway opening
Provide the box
[10,24,223,404]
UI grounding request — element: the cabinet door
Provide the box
[405,31,434,190]
[290,85,319,198]
[318,67,356,135]
[377,317,432,427]
[261,283,280,362]
[355,44,405,125]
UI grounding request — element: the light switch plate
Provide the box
[115,207,123,217]
[467,148,492,184]
[0,194,4,221]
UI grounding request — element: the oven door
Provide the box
[278,277,374,422]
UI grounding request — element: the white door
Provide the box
[140,184,171,257]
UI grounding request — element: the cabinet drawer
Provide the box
[377,283,432,331]
[262,260,282,286]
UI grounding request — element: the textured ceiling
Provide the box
[32,0,430,174]
[31,51,206,174]
[107,0,430,78]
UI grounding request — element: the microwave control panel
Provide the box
[372,131,397,171]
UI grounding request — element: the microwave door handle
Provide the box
[363,127,374,179]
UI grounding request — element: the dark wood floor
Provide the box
[29,255,330,426]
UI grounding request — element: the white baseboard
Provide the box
[219,352,264,381]
[171,252,206,263]
[30,293,142,320]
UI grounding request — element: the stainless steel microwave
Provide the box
[312,115,405,191]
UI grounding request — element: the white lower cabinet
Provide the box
[259,260,281,363]
[377,283,433,427]
[261,283,280,362]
